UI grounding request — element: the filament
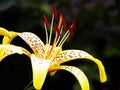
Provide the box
[44,23,48,44]
[48,14,54,45]
[56,26,63,46]
[58,30,70,46]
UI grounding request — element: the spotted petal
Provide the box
[2,31,17,44]
[31,54,51,89]
[60,65,89,90]
[0,27,11,37]
[44,45,62,60]
[0,44,31,61]
[53,50,107,83]
[17,32,45,58]
[52,50,93,64]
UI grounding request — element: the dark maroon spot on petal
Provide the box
[68,55,73,58]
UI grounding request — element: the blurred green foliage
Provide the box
[0,0,120,90]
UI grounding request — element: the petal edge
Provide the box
[0,44,31,61]
[60,65,90,90]
[53,50,107,83]
[17,32,45,58]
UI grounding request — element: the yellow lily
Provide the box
[0,6,107,90]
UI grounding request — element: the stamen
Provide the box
[71,19,76,30]
[58,30,70,46]
[54,23,60,36]
[62,17,67,30]
[58,14,63,29]
[68,19,76,37]
[60,32,70,46]
[43,15,49,44]
[55,15,64,46]
[56,26,63,46]
[45,24,48,44]
[52,5,58,20]
[48,14,54,45]
[43,15,49,29]
[68,26,74,37]
[46,14,63,59]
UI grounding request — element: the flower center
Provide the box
[42,6,76,60]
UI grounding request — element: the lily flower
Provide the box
[0,6,107,90]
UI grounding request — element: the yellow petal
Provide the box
[88,58,107,83]
[31,54,51,89]
[0,44,31,61]
[53,50,107,83]
[60,65,90,90]
[2,31,17,44]
[53,50,93,64]
[17,32,45,58]
[0,27,11,37]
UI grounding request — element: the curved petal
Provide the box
[0,44,31,61]
[0,27,11,37]
[17,32,45,58]
[52,50,93,64]
[87,58,107,83]
[31,54,51,89]
[60,65,90,90]
[2,31,17,44]
[53,50,107,83]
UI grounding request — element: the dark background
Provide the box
[0,0,120,90]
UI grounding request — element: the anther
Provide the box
[54,23,60,36]
[61,15,67,30]
[52,5,58,20]
[43,15,49,29]
[68,26,74,37]
[71,19,76,30]
[68,19,76,37]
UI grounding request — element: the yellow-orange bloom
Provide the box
[0,6,107,90]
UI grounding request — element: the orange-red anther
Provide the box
[61,16,67,30]
[68,26,74,37]
[71,19,76,30]
[43,15,49,29]
[52,5,58,20]
[68,19,76,37]
[54,23,60,36]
